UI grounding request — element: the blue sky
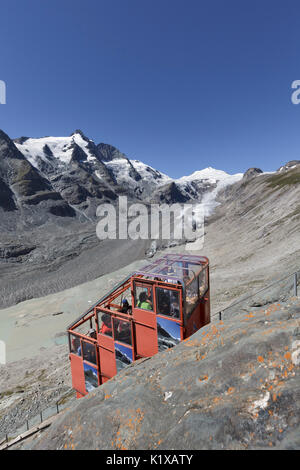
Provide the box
[0,0,299,177]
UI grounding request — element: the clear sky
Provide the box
[0,0,299,178]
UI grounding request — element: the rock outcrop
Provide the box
[277,160,300,173]
[243,167,263,180]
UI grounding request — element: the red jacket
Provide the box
[100,323,112,336]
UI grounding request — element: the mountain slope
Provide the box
[195,164,300,313]
[0,130,76,231]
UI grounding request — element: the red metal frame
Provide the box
[67,254,210,397]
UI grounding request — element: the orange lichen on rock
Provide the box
[199,375,208,382]
[284,351,291,360]
[213,396,221,404]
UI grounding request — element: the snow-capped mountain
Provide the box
[104,158,172,198]
[174,168,243,215]
[0,128,245,230]
[14,130,244,206]
[15,133,97,167]
[150,167,243,213]
[14,131,174,203]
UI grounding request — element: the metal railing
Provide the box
[213,270,299,321]
[0,393,74,448]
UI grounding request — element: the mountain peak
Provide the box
[70,129,90,142]
[243,168,263,180]
[0,128,13,143]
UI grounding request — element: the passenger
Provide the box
[137,291,152,310]
[120,299,130,314]
[171,300,180,318]
[166,266,177,284]
[72,336,80,355]
[84,342,96,364]
[159,293,171,315]
[88,328,97,339]
[100,313,112,336]
[116,320,131,344]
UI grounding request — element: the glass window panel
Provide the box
[156,288,180,319]
[113,318,132,346]
[157,317,181,351]
[70,334,81,356]
[115,343,133,373]
[199,267,208,297]
[82,341,97,365]
[84,363,99,392]
[99,312,113,337]
[135,285,153,311]
[111,287,132,315]
[184,263,202,281]
[185,277,199,316]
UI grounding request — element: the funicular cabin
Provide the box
[67,254,210,398]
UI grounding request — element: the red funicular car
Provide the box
[67,254,210,398]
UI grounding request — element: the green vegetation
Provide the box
[267,168,300,188]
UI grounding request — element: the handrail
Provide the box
[213,270,299,320]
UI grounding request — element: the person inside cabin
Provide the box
[157,289,170,315]
[115,320,131,344]
[100,313,112,336]
[88,328,97,339]
[137,291,152,310]
[120,298,132,314]
[84,342,96,364]
[170,296,180,318]
[72,336,81,355]
[166,266,177,284]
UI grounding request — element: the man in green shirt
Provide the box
[137,291,152,310]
